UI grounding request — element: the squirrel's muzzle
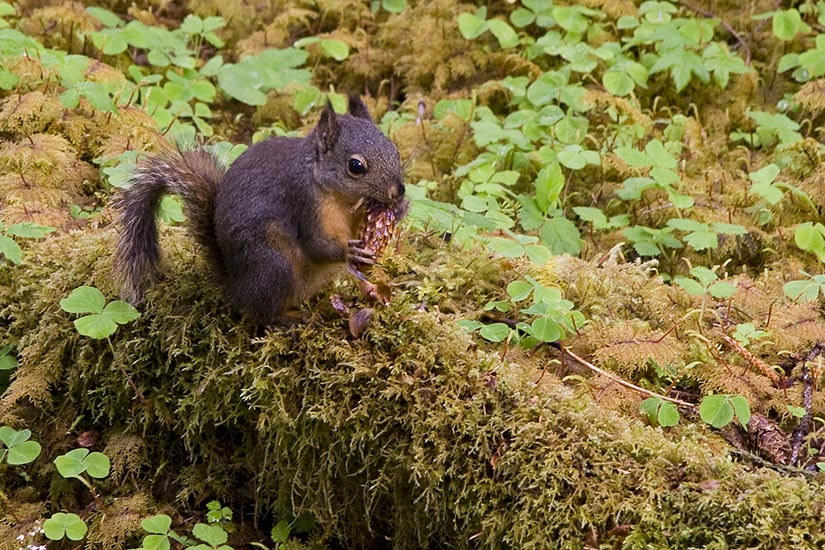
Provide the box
[388,181,405,201]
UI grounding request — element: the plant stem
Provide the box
[74,474,100,502]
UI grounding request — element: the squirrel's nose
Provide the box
[389,182,405,201]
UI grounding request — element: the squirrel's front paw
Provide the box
[347,239,377,268]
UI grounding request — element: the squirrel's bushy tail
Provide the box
[114,148,226,304]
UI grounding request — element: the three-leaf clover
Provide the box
[190,522,232,549]
[784,272,825,303]
[206,500,233,523]
[0,426,42,465]
[54,448,111,479]
[139,514,185,550]
[699,394,750,429]
[60,286,140,339]
[731,322,769,346]
[0,221,55,264]
[794,222,825,264]
[43,512,88,541]
[640,397,680,427]
[674,266,738,299]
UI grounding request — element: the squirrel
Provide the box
[113,95,407,325]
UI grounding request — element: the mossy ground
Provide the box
[1,227,825,548]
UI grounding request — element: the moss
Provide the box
[17,2,101,53]
[3,227,825,548]
[85,494,151,548]
[390,106,480,188]
[0,502,47,550]
[0,51,164,228]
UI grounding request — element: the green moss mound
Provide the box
[2,228,825,549]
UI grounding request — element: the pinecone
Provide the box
[350,198,407,305]
[357,198,402,262]
[748,413,791,465]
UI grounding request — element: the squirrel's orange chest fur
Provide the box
[317,191,362,249]
[282,192,364,306]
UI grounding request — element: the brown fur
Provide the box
[317,192,362,251]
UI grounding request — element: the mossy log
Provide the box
[1,228,824,549]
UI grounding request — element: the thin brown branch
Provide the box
[559,345,697,411]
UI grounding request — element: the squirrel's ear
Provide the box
[316,100,340,153]
[347,94,373,121]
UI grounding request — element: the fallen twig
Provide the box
[558,345,698,411]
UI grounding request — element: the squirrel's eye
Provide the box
[347,155,368,177]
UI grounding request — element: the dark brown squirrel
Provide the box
[113,95,407,325]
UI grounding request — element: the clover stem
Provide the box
[73,474,100,502]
